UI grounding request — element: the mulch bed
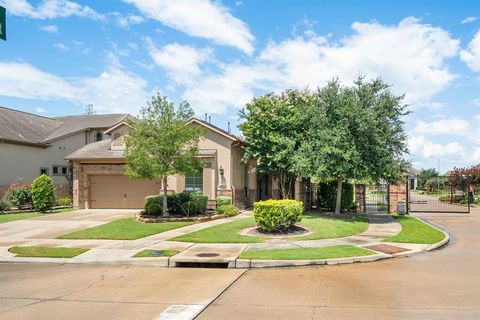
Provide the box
[240,225,313,238]
[136,212,230,223]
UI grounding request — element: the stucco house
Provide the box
[67,118,314,210]
[0,106,130,196]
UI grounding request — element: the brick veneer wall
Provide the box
[355,184,366,214]
[388,183,407,214]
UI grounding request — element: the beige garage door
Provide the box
[89,175,161,209]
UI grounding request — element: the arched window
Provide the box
[95,132,103,141]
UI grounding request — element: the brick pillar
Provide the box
[388,183,407,214]
[355,184,366,214]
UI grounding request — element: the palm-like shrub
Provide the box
[31,175,55,212]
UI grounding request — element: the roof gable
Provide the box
[186,118,237,142]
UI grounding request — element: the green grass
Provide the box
[171,213,369,243]
[133,249,179,258]
[239,245,375,260]
[293,213,369,241]
[384,215,445,244]
[0,208,73,224]
[8,246,88,258]
[170,218,264,243]
[58,218,194,240]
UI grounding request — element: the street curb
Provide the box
[410,215,451,251]
[234,252,391,269]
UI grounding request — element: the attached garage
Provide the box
[89,175,161,209]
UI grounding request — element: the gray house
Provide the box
[0,106,130,196]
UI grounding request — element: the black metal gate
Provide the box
[365,184,389,214]
[407,175,470,213]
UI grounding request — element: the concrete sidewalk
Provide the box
[0,207,448,268]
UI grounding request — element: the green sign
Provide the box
[0,6,5,41]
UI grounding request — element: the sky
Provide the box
[0,0,479,173]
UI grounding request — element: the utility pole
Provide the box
[84,104,95,115]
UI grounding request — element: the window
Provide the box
[95,132,103,142]
[61,166,69,175]
[52,165,59,175]
[185,169,203,192]
[39,168,49,176]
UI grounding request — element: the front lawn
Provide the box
[8,246,88,258]
[133,249,179,257]
[170,213,369,243]
[239,245,375,260]
[170,218,264,243]
[0,208,73,224]
[58,218,194,240]
[294,213,369,240]
[384,215,445,244]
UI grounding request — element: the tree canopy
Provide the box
[240,77,409,213]
[125,94,205,216]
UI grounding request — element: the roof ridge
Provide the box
[0,106,59,122]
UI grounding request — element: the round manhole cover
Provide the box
[196,252,220,257]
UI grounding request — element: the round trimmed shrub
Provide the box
[31,175,55,212]
[253,199,303,232]
[217,204,238,217]
[216,196,232,207]
[0,199,11,213]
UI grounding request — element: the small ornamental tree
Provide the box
[31,174,55,212]
[299,77,409,214]
[125,94,205,216]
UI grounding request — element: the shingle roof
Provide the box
[44,114,130,142]
[0,107,62,146]
[0,107,130,146]
[66,139,124,160]
[188,117,238,141]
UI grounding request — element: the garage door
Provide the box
[89,175,161,209]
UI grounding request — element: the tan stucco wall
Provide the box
[0,132,85,186]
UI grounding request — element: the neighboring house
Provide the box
[67,118,314,209]
[0,106,130,196]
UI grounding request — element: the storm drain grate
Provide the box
[175,262,229,268]
[365,244,410,254]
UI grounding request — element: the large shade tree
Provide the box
[298,77,409,213]
[125,94,205,216]
[239,90,311,199]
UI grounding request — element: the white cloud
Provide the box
[176,17,460,115]
[53,43,69,51]
[111,12,144,29]
[412,118,471,137]
[36,107,46,113]
[461,17,478,24]
[0,0,104,20]
[147,40,212,83]
[39,24,58,33]
[0,59,150,114]
[411,102,448,111]
[123,0,254,54]
[461,30,480,72]
[408,135,466,159]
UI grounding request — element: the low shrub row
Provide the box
[254,199,303,232]
[145,192,208,216]
[217,204,239,217]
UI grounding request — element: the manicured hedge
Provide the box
[316,181,354,212]
[253,199,303,232]
[217,204,239,217]
[216,196,232,207]
[145,192,208,216]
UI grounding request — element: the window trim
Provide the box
[185,169,203,192]
[52,165,60,176]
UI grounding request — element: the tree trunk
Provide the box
[335,177,343,214]
[162,176,169,217]
[278,171,296,199]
